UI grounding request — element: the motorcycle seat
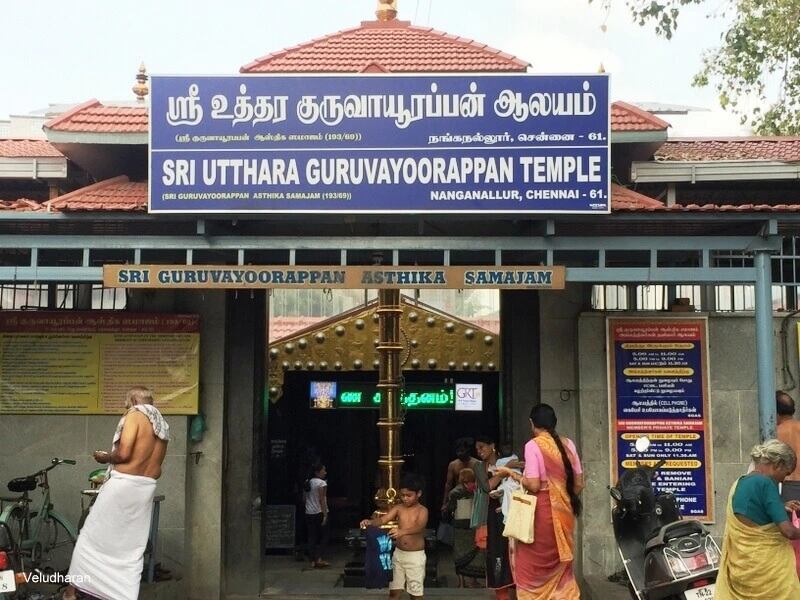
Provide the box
[645,520,707,551]
[7,476,36,493]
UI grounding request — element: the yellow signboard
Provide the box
[103,265,566,290]
[0,312,199,415]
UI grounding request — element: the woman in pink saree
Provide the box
[497,403,584,600]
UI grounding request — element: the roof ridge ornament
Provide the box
[133,62,149,103]
[376,0,397,21]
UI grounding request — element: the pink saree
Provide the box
[509,434,580,599]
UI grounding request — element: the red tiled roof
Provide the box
[12,180,800,213]
[40,100,662,140]
[620,203,800,212]
[268,315,498,343]
[610,184,664,210]
[611,101,670,132]
[240,19,529,73]
[610,184,800,212]
[269,316,328,342]
[0,199,45,212]
[45,98,657,135]
[41,176,146,212]
[657,138,800,162]
[44,100,148,134]
[0,139,63,158]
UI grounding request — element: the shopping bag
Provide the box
[436,520,454,547]
[502,489,536,544]
[454,497,473,521]
[470,488,488,529]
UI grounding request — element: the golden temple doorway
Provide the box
[264,295,501,541]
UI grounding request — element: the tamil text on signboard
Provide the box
[0,312,199,415]
[309,381,471,410]
[149,74,610,214]
[607,318,714,521]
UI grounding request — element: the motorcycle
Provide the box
[609,436,719,600]
[0,521,25,600]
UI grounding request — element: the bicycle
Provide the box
[0,458,78,575]
[77,468,107,532]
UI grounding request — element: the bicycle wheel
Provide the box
[36,513,76,575]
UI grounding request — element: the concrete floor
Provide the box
[13,544,631,599]
[5,579,181,600]
[262,543,492,597]
[260,543,633,600]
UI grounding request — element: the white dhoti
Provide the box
[68,470,157,600]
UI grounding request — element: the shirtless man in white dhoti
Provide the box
[62,386,169,600]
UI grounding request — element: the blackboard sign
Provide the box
[270,439,287,459]
[264,504,296,549]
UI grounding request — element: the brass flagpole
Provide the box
[373,287,404,515]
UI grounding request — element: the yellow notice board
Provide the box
[0,312,199,415]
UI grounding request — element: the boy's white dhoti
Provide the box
[68,470,156,600]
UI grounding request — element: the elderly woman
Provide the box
[716,439,800,599]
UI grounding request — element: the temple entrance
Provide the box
[264,295,503,556]
[266,369,500,537]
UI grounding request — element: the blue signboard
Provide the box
[608,318,714,521]
[148,74,610,214]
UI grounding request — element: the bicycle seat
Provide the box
[88,467,106,479]
[7,476,35,493]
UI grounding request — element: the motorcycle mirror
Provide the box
[634,436,651,453]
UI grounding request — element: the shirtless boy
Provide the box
[360,474,429,599]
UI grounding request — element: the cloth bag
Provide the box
[454,497,473,521]
[502,489,537,544]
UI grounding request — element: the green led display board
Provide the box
[310,381,455,409]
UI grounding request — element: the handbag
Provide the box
[436,520,454,547]
[454,497,473,521]
[502,489,537,544]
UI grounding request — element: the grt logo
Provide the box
[455,383,483,411]
[457,386,479,399]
